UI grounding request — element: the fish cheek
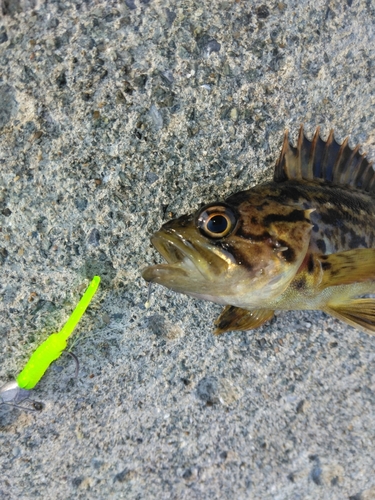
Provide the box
[221,236,280,278]
[268,219,313,264]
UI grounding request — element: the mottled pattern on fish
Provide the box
[226,180,375,256]
[142,126,375,336]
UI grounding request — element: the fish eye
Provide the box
[196,204,237,238]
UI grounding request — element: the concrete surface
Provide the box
[0,0,374,498]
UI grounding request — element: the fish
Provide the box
[142,126,375,335]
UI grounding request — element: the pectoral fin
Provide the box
[214,306,274,335]
[324,299,375,335]
[319,248,375,289]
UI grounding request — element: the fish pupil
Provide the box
[207,215,228,233]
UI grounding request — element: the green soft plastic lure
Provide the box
[0,276,100,411]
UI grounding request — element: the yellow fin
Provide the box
[214,306,274,335]
[324,299,375,335]
[319,248,375,289]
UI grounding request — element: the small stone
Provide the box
[311,466,323,485]
[0,85,17,129]
[196,376,219,404]
[256,5,270,18]
[1,208,12,217]
[124,0,136,10]
[205,39,221,56]
[113,469,136,482]
[88,228,100,246]
[0,247,8,264]
[182,468,193,480]
[149,104,163,130]
[230,107,238,122]
[296,400,305,413]
[75,198,88,211]
[165,8,176,26]
[146,172,159,184]
[0,28,8,44]
[56,71,67,88]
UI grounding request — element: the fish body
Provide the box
[142,127,375,335]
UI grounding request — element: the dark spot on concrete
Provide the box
[84,254,117,287]
[0,27,8,44]
[113,468,134,483]
[56,71,67,88]
[349,493,363,500]
[205,39,221,55]
[296,400,306,413]
[0,84,17,129]
[75,198,88,211]
[312,224,319,232]
[182,468,193,480]
[32,401,44,411]
[165,8,176,26]
[256,5,270,18]
[196,376,218,404]
[88,228,100,246]
[147,314,166,336]
[1,207,11,217]
[124,0,136,9]
[0,247,8,264]
[146,171,159,184]
[72,477,83,488]
[311,465,322,485]
[1,0,22,16]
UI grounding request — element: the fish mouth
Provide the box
[142,228,228,286]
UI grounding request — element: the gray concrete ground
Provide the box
[0,0,375,498]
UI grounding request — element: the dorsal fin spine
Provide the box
[307,127,320,179]
[274,126,375,194]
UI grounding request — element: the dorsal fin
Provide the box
[274,125,375,193]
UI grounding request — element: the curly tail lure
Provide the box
[0,276,100,411]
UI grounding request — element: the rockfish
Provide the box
[142,127,375,335]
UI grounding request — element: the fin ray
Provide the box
[319,248,375,289]
[274,126,375,194]
[324,299,375,335]
[214,306,274,335]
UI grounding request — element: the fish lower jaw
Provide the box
[141,262,188,283]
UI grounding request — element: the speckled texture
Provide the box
[0,1,374,499]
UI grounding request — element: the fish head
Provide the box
[142,192,313,308]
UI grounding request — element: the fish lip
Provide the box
[142,229,204,282]
[151,229,195,265]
